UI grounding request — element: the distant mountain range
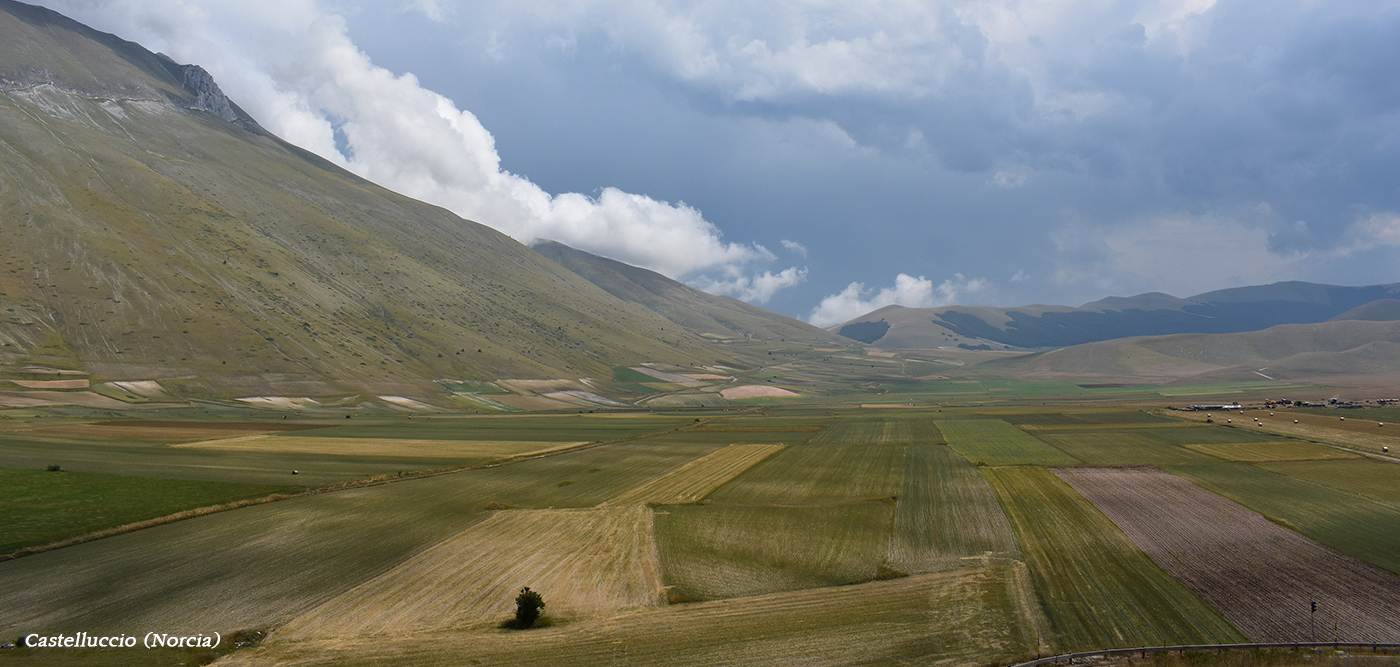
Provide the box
[834,282,1400,349]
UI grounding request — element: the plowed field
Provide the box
[1056,466,1400,643]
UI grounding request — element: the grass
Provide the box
[0,467,295,553]
[1165,462,1400,575]
[653,501,895,601]
[1185,441,1359,462]
[984,466,1245,651]
[887,445,1020,573]
[1258,458,1400,506]
[938,419,1080,466]
[703,440,905,504]
[1033,430,1225,465]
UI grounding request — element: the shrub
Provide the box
[513,587,545,628]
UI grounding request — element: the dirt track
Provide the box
[1056,466,1400,643]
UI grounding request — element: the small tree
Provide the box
[514,587,545,628]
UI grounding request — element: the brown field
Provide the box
[1055,466,1400,643]
[7,378,90,389]
[0,390,134,408]
[1185,441,1360,462]
[228,564,1045,667]
[720,385,800,399]
[172,435,585,459]
[21,424,280,443]
[603,444,786,506]
[277,506,664,639]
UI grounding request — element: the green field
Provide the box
[984,466,1244,650]
[704,440,905,503]
[0,467,296,553]
[938,419,1080,466]
[1258,458,1400,506]
[888,445,1020,573]
[654,501,894,600]
[1033,430,1222,465]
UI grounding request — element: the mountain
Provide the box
[833,282,1400,349]
[980,319,1400,385]
[531,240,841,346]
[0,0,728,399]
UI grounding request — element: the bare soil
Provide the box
[1055,466,1400,643]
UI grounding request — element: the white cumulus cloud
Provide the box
[691,267,808,305]
[34,0,769,279]
[808,273,986,327]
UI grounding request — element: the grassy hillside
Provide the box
[531,240,840,345]
[0,0,728,398]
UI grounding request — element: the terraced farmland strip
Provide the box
[279,506,663,638]
[888,445,1019,574]
[984,467,1243,650]
[228,565,1046,667]
[603,444,786,506]
[1165,462,1400,574]
[939,420,1079,466]
[704,442,905,503]
[1056,466,1400,643]
[172,435,584,459]
[1258,459,1400,507]
[1033,431,1218,465]
[654,501,894,600]
[1185,441,1359,462]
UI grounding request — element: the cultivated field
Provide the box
[984,466,1244,649]
[1166,462,1400,574]
[1056,466,1400,642]
[1184,441,1358,462]
[602,444,785,506]
[654,501,894,600]
[705,439,904,504]
[938,419,1080,466]
[174,434,585,459]
[227,565,1045,667]
[887,444,1020,573]
[1170,410,1400,456]
[1031,429,1220,465]
[278,506,664,639]
[1258,458,1400,506]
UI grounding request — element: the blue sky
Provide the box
[37,0,1400,325]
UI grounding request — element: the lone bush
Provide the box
[513,587,545,628]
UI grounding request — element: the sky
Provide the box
[35,0,1400,326]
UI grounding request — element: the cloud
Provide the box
[691,267,808,304]
[1332,212,1400,257]
[1051,213,1307,299]
[35,0,770,279]
[780,239,808,257]
[808,273,986,327]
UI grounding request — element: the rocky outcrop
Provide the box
[179,64,239,122]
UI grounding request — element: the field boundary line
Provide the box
[0,418,717,562]
[1011,642,1400,667]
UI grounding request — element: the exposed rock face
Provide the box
[179,64,238,122]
